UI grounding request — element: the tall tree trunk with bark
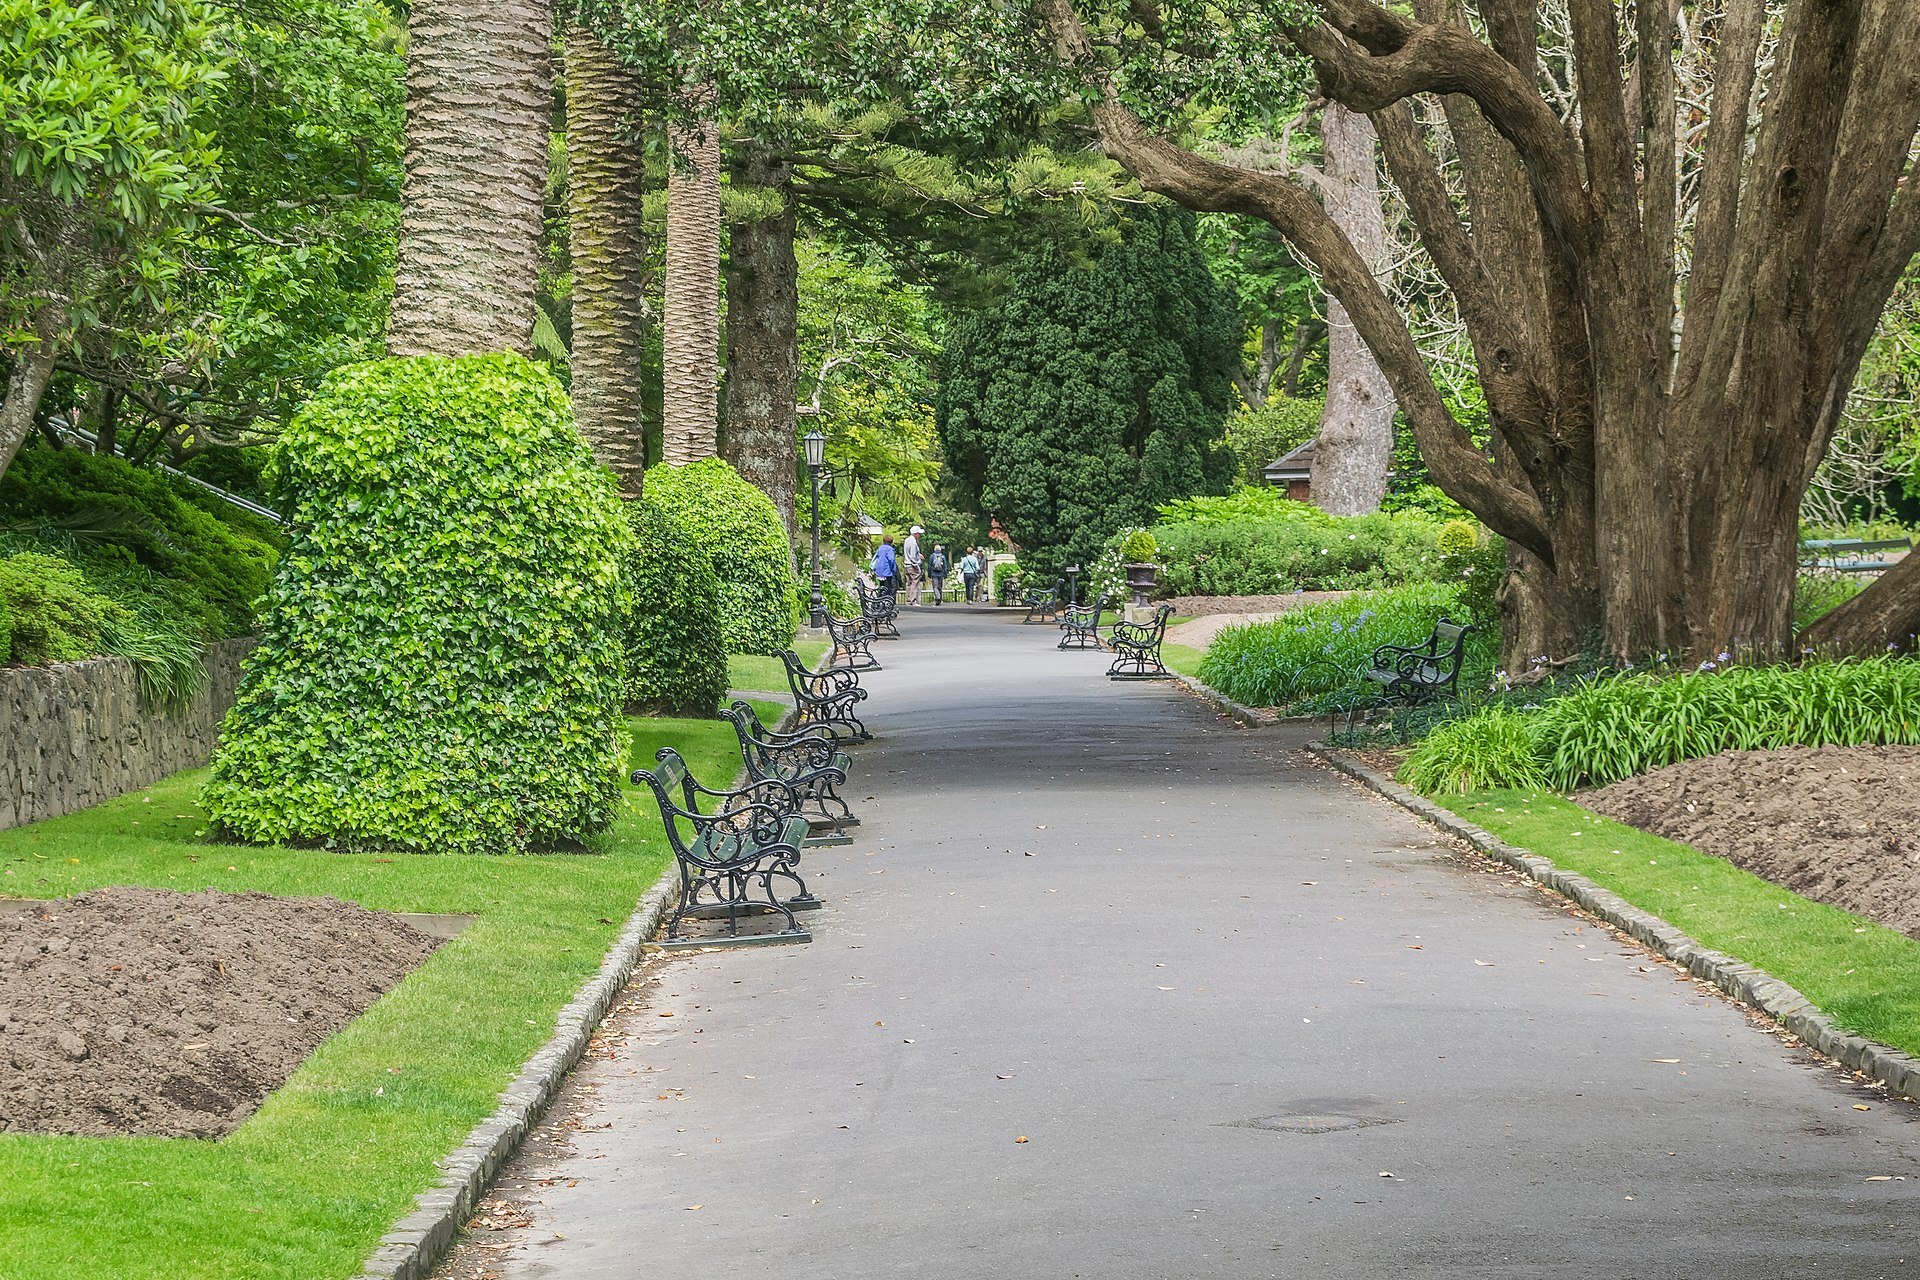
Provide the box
[0,210,79,478]
[388,0,552,358]
[1309,103,1395,516]
[565,23,650,496]
[660,91,722,465]
[1040,0,1920,661]
[722,145,800,545]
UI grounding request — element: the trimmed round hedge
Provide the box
[641,458,796,655]
[204,353,631,855]
[624,500,727,716]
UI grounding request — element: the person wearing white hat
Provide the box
[901,525,925,605]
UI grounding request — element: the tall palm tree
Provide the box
[565,23,650,495]
[660,88,722,465]
[388,0,552,358]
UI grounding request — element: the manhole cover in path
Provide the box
[1232,1113,1400,1135]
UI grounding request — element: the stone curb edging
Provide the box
[1307,742,1920,1102]
[354,702,806,1280]
[1172,675,1322,730]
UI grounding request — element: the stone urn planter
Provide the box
[1124,562,1158,621]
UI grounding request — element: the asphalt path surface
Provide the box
[462,605,1920,1280]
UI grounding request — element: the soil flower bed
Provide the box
[1582,745,1920,939]
[1,887,440,1138]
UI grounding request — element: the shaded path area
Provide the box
[447,607,1919,1280]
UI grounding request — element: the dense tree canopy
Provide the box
[939,205,1237,573]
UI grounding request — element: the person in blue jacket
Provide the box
[870,534,900,598]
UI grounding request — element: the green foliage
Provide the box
[1222,396,1322,484]
[0,551,112,664]
[1437,520,1478,557]
[1395,709,1549,794]
[939,206,1238,575]
[1400,658,1920,793]
[205,354,631,855]
[1795,571,1868,629]
[1121,528,1158,562]
[641,458,798,656]
[1151,506,1450,596]
[0,445,280,638]
[1198,582,1469,707]
[0,591,9,660]
[1086,525,1143,605]
[623,501,728,717]
[1155,485,1306,526]
[99,598,206,707]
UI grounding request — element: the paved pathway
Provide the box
[461,607,1919,1279]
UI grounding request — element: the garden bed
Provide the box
[1161,590,1351,618]
[0,887,440,1138]
[1582,745,1920,938]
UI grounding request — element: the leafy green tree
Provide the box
[938,206,1237,573]
[0,0,226,477]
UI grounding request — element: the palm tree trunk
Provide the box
[722,145,799,544]
[660,89,722,465]
[565,23,650,496]
[388,0,553,359]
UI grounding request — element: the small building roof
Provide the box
[1262,438,1316,483]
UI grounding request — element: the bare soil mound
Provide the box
[1582,745,1920,937]
[0,886,440,1138]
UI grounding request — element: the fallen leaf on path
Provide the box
[1156,985,1175,991]
[1405,945,1424,950]
[1378,1171,1395,1179]
[1650,1059,1681,1064]
[1865,1176,1896,1182]
[685,1204,703,1211]
[996,1073,1013,1080]
[1855,1104,1872,1111]
[1473,960,1495,967]
[1014,1135,1029,1143]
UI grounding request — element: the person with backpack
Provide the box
[960,548,982,603]
[927,543,951,604]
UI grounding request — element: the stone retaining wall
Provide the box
[0,637,253,830]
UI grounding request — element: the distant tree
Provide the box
[938,206,1237,574]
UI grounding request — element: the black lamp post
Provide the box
[804,429,827,628]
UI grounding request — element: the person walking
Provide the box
[901,525,925,606]
[960,548,982,604]
[927,543,950,604]
[871,534,900,600]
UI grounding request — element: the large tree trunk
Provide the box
[660,91,722,466]
[721,145,800,545]
[1039,0,1920,664]
[1309,104,1395,516]
[564,23,651,496]
[0,328,60,478]
[388,0,552,359]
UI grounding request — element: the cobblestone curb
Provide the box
[1308,742,1920,1102]
[355,703,805,1280]
[1173,674,1323,731]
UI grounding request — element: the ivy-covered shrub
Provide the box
[641,458,796,655]
[0,444,282,638]
[0,551,113,664]
[205,353,631,854]
[624,501,727,716]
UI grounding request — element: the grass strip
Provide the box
[1432,789,1920,1059]
[0,702,784,1280]
[726,638,829,694]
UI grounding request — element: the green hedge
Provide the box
[641,458,796,655]
[1399,658,1920,794]
[624,500,727,716]
[1151,501,1450,597]
[205,353,631,855]
[0,444,282,639]
[0,552,112,664]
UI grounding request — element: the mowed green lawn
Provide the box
[726,636,830,694]
[1435,790,1920,1059]
[0,701,783,1280]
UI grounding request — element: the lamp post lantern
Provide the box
[803,430,827,629]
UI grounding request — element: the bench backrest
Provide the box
[1427,617,1472,676]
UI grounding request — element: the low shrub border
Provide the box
[0,703,784,1280]
[1312,745,1920,1099]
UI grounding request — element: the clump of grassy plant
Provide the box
[1396,708,1549,794]
[1398,657,1920,793]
